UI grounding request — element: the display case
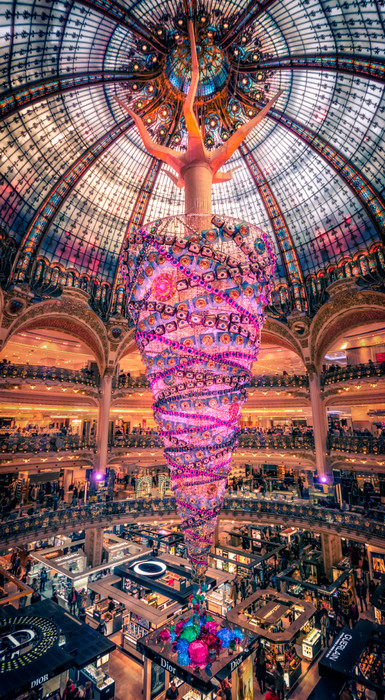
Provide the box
[209,546,256,578]
[302,629,322,659]
[79,663,115,700]
[86,598,124,635]
[283,654,302,690]
[205,585,232,616]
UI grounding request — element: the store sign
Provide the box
[325,632,353,662]
[31,673,49,688]
[230,656,244,672]
[0,616,59,674]
[0,629,36,661]
[160,659,177,674]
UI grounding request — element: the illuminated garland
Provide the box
[121,214,275,582]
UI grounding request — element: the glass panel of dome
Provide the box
[59,7,119,73]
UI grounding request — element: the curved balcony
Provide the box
[113,373,309,391]
[109,432,315,451]
[237,433,315,450]
[0,434,96,454]
[0,363,99,387]
[321,361,385,386]
[327,434,385,455]
[110,434,162,448]
[250,374,309,389]
[1,495,384,548]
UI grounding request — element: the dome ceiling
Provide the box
[0,0,385,318]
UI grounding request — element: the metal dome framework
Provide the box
[0,0,385,319]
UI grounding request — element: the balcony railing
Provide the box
[327,434,385,455]
[0,363,99,387]
[237,433,315,450]
[110,434,162,448]
[0,434,96,454]
[0,495,384,544]
[2,432,382,457]
[113,374,309,391]
[250,375,309,389]
[321,362,385,386]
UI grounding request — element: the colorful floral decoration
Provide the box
[121,214,275,582]
[154,597,244,669]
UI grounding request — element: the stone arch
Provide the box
[1,294,109,374]
[114,329,137,367]
[310,286,385,371]
[261,318,306,363]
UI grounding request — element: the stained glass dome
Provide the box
[0,0,384,319]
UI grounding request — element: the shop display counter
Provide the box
[206,586,232,616]
[370,579,385,625]
[302,629,322,660]
[283,654,302,689]
[80,664,115,700]
[86,598,124,634]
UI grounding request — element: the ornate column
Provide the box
[96,369,113,474]
[84,527,104,567]
[321,533,343,578]
[306,363,330,478]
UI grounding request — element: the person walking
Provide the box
[321,610,330,648]
[68,586,77,615]
[265,686,279,700]
[39,567,47,592]
[357,580,368,612]
[230,579,239,606]
[273,661,285,700]
[255,643,267,695]
[349,601,359,628]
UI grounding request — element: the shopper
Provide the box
[357,580,368,612]
[30,589,41,604]
[265,686,279,700]
[230,579,239,606]
[68,586,78,615]
[273,661,285,700]
[51,589,59,604]
[255,643,267,694]
[320,610,330,648]
[39,567,47,592]
[217,679,231,700]
[349,601,359,628]
[62,680,75,700]
[165,682,179,700]
[97,619,107,636]
[82,681,93,700]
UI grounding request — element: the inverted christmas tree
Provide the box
[119,19,277,583]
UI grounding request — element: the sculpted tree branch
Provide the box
[115,18,283,213]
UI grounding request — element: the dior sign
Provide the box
[160,658,177,675]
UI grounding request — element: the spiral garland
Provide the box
[121,215,275,582]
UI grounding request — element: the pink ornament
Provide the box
[205,621,219,634]
[188,640,209,666]
[159,629,171,641]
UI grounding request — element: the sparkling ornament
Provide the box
[121,214,275,582]
[217,628,234,648]
[188,640,209,666]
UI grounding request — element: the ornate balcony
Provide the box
[0,363,99,387]
[1,495,384,548]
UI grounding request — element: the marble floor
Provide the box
[109,648,144,700]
